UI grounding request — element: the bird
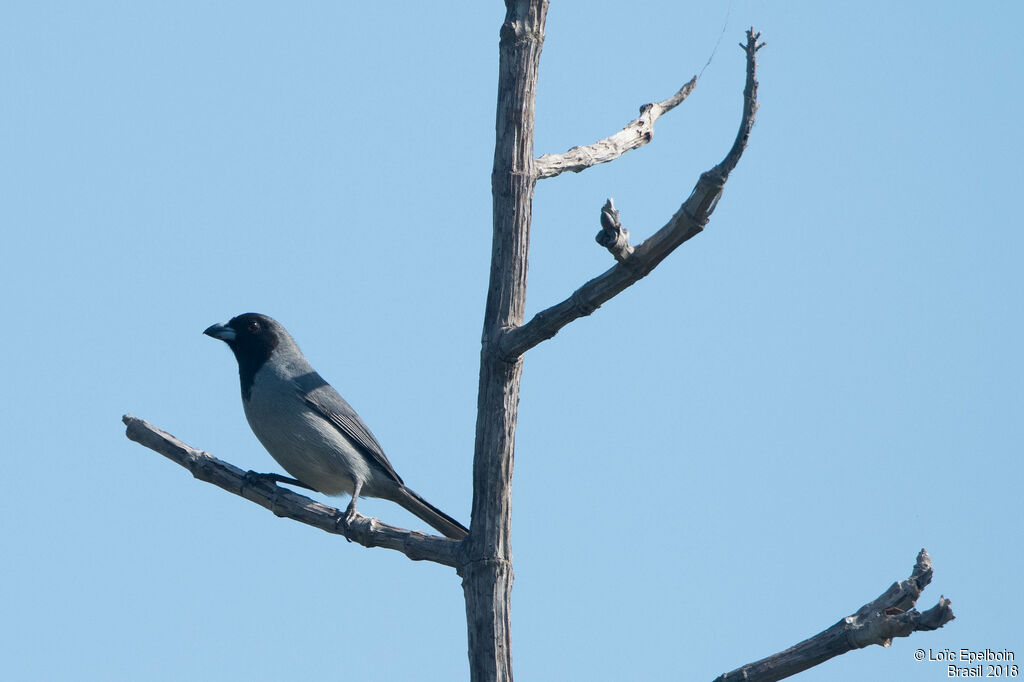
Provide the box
[204,312,468,540]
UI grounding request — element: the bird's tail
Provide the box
[395,487,469,540]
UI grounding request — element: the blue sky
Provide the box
[2,2,1021,680]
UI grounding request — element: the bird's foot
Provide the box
[339,500,361,543]
[243,471,316,492]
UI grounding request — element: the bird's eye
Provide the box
[247,320,261,333]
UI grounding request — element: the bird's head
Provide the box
[204,313,296,397]
[204,312,283,356]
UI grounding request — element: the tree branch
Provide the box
[713,29,765,178]
[534,76,697,180]
[501,29,765,359]
[122,415,461,567]
[712,549,955,682]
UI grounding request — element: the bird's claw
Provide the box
[337,507,358,543]
[243,470,316,492]
[243,470,273,488]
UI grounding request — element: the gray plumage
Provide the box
[204,312,468,540]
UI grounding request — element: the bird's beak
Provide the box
[203,322,236,341]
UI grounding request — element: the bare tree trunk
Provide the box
[460,2,547,681]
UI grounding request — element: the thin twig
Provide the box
[122,415,461,567]
[713,27,765,178]
[712,549,955,682]
[534,76,697,180]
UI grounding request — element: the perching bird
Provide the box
[204,312,468,540]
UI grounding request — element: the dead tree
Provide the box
[123,2,953,680]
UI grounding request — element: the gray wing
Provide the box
[293,371,404,485]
